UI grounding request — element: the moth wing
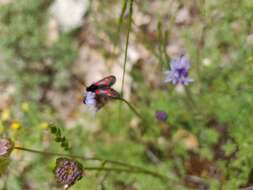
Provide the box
[94,75,116,87]
[95,88,120,99]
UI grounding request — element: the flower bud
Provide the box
[155,111,168,122]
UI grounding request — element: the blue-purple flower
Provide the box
[155,111,168,122]
[164,55,193,85]
[83,91,111,115]
[84,91,97,114]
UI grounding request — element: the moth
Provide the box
[83,75,120,112]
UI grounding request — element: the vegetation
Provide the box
[0,0,253,189]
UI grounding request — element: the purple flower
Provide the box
[54,157,84,189]
[83,91,110,115]
[85,91,96,106]
[155,111,168,122]
[84,91,97,114]
[83,89,120,115]
[164,55,193,85]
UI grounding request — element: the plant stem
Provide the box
[184,86,196,108]
[13,147,132,168]
[196,0,208,86]
[84,167,168,182]
[14,147,69,158]
[14,146,167,181]
[118,0,134,128]
[117,98,144,121]
[120,0,134,96]
[184,86,205,120]
[118,0,129,35]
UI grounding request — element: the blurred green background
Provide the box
[0,0,253,189]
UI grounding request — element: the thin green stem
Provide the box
[196,0,208,87]
[184,86,205,120]
[117,98,144,121]
[157,21,170,67]
[13,147,128,168]
[14,146,157,176]
[84,167,168,182]
[14,147,69,158]
[120,0,134,96]
[195,24,206,83]
[116,97,157,135]
[184,86,196,108]
[118,0,129,35]
[157,21,166,67]
[14,146,169,182]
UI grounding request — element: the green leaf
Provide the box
[50,126,57,134]
[55,137,62,142]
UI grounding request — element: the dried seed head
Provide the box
[54,157,84,188]
[0,138,14,157]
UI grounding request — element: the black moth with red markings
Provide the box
[86,75,119,98]
[83,75,120,112]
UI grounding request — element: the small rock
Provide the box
[175,84,185,94]
[173,129,199,151]
[134,7,151,27]
[0,0,11,5]
[175,7,192,25]
[73,45,107,85]
[50,0,90,32]
[202,58,211,66]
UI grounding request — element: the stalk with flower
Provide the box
[0,137,170,189]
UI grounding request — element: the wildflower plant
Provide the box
[164,55,193,85]
[0,0,253,190]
